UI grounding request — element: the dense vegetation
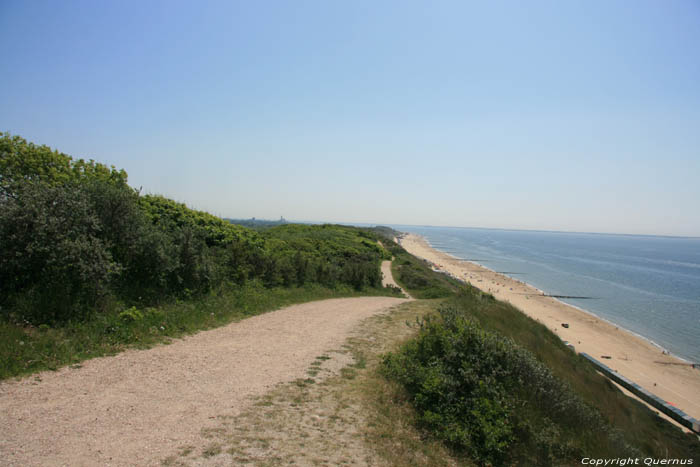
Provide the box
[2,135,697,463]
[0,132,390,325]
[225,217,289,229]
[383,303,638,464]
[0,133,397,378]
[385,238,461,299]
[373,231,700,464]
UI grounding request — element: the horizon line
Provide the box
[224,216,700,240]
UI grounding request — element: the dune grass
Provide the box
[446,289,700,459]
[378,235,700,463]
[388,244,461,299]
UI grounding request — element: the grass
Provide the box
[388,244,461,299]
[385,247,700,462]
[6,230,698,463]
[383,302,639,463]
[352,300,466,466]
[0,281,399,380]
[444,289,700,459]
[170,298,462,466]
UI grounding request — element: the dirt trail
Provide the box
[380,260,411,298]
[0,295,409,466]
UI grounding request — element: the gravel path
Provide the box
[0,296,408,466]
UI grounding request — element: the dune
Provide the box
[400,233,700,426]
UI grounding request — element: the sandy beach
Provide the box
[400,233,700,425]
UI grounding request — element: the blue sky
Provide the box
[1,0,699,236]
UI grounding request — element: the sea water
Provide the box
[392,225,700,363]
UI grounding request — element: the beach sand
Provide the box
[400,233,700,425]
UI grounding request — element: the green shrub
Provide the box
[0,182,119,323]
[0,132,127,200]
[118,307,144,323]
[1,133,390,323]
[390,250,457,298]
[383,304,639,464]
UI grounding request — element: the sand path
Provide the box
[381,260,411,298]
[0,295,409,466]
[400,233,700,423]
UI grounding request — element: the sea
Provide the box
[390,225,700,363]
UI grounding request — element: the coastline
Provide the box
[423,236,691,364]
[399,233,700,423]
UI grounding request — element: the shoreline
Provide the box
[424,237,692,365]
[399,233,700,423]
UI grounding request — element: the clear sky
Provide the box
[1,1,699,236]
